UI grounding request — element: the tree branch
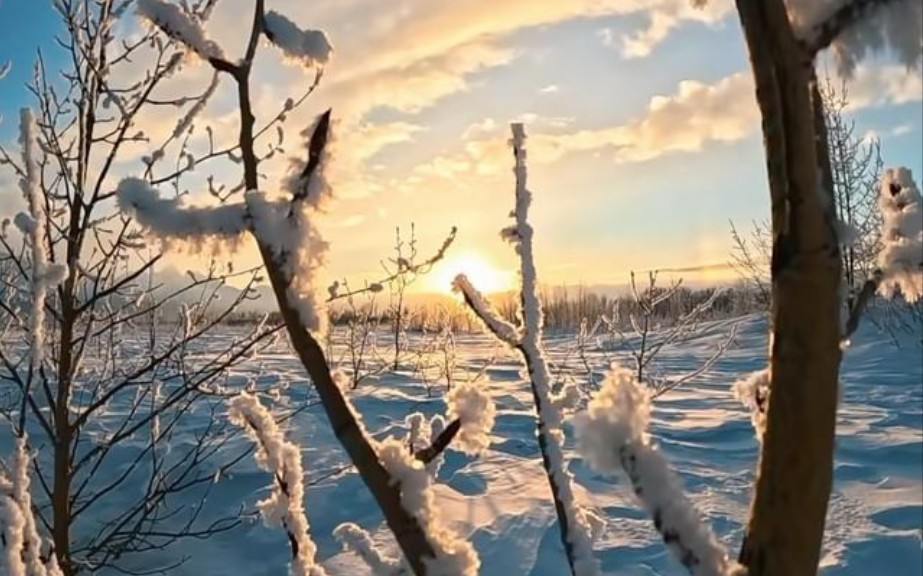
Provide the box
[805,0,898,56]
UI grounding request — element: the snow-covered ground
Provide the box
[5,313,922,575]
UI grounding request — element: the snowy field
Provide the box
[6,313,921,575]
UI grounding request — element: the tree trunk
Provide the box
[735,1,843,574]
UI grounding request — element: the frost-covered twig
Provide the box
[137,0,226,61]
[228,393,328,576]
[14,109,67,369]
[732,369,770,443]
[574,367,738,576]
[333,523,404,575]
[115,178,249,241]
[844,167,923,339]
[376,439,479,575]
[452,274,520,345]
[262,11,333,69]
[875,167,922,302]
[461,124,599,576]
[444,382,495,455]
[0,435,63,576]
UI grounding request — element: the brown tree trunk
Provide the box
[735,1,843,574]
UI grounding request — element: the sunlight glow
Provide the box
[428,251,514,294]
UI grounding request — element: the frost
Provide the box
[452,274,519,345]
[262,11,332,68]
[876,167,923,302]
[137,0,225,61]
[377,439,479,575]
[228,393,327,576]
[574,366,737,576]
[445,382,495,455]
[0,435,63,576]
[332,523,403,575]
[171,71,219,139]
[731,369,770,443]
[246,115,335,335]
[19,109,68,368]
[459,124,599,576]
[116,178,249,243]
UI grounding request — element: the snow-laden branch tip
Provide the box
[246,112,335,335]
[228,393,327,576]
[116,178,249,243]
[171,71,219,140]
[574,366,739,576]
[876,167,923,302]
[17,108,68,368]
[732,369,770,443]
[452,274,520,345]
[333,523,403,576]
[137,0,225,61]
[445,382,495,455]
[262,11,332,69]
[377,439,479,575]
[1,435,64,576]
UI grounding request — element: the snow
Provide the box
[445,382,496,456]
[731,369,770,443]
[573,366,737,576]
[452,274,519,345]
[17,108,67,368]
[784,0,922,73]
[461,123,600,576]
[332,523,403,575]
[376,438,480,576]
[0,435,63,576]
[1,314,920,575]
[171,71,219,139]
[137,0,225,61]
[876,167,923,302]
[262,11,333,68]
[115,177,249,242]
[228,392,327,576]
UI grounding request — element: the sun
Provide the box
[427,252,514,295]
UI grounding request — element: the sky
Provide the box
[0,0,921,294]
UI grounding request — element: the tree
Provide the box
[702,1,921,573]
[0,1,280,574]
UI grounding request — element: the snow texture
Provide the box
[263,11,332,68]
[445,382,496,455]
[0,435,63,576]
[137,0,225,61]
[18,108,67,368]
[116,177,249,242]
[376,439,480,575]
[573,366,738,576]
[172,71,218,139]
[247,116,335,335]
[332,523,403,575]
[877,167,923,302]
[731,369,770,443]
[784,0,922,74]
[452,274,520,345]
[228,393,328,576]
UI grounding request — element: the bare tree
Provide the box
[599,271,738,398]
[0,2,283,574]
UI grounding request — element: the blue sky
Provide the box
[0,0,920,291]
